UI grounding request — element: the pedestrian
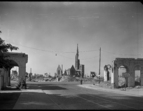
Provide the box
[21,79,27,89]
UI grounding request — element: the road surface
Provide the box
[0,81,143,110]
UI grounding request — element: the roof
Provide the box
[3,52,28,57]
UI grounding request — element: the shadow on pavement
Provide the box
[78,94,143,109]
[43,93,143,109]
[1,92,143,110]
[1,82,143,109]
[2,86,20,91]
[27,84,67,90]
[0,93,21,109]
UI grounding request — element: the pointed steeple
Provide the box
[75,44,80,71]
[77,44,79,57]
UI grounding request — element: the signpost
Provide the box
[122,72,130,91]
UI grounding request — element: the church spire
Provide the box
[75,44,80,71]
[77,44,79,56]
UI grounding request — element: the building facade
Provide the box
[57,65,63,77]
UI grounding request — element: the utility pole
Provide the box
[99,47,101,84]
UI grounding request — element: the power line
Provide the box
[102,50,139,57]
[4,39,100,54]
[4,40,55,53]
[4,39,139,59]
[56,53,74,59]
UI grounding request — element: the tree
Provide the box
[0,38,18,53]
[0,31,19,68]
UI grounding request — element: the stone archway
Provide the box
[114,58,134,88]
[7,60,19,86]
[3,52,28,86]
[134,65,141,86]
[113,58,143,88]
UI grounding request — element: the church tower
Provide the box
[75,44,80,71]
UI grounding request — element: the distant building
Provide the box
[68,65,76,77]
[12,70,18,76]
[56,65,63,78]
[63,70,67,76]
[80,64,84,78]
[65,44,84,78]
[90,71,96,77]
[11,70,18,79]
[66,68,70,76]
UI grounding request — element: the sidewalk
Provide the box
[78,84,143,97]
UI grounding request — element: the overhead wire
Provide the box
[4,39,139,60]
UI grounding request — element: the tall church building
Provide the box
[75,44,80,71]
[65,44,84,77]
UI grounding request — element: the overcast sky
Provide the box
[0,2,143,76]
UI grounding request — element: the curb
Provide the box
[0,89,44,93]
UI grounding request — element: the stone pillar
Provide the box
[5,68,8,87]
[3,68,8,87]
[107,71,110,81]
[140,67,143,86]
[3,69,6,87]
[7,68,11,86]
[110,70,114,88]
[0,76,2,90]
[19,65,26,84]
[128,67,135,87]
[111,70,114,84]
[114,67,118,88]
[0,68,4,90]
[104,71,107,82]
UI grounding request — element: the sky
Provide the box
[0,2,143,76]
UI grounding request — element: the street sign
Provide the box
[122,73,130,78]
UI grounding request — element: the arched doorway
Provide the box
[10,66,19,86]
[4,52,28,86]
[7,60,19,87]
[118,65,128,87]
[135,65,141,86]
